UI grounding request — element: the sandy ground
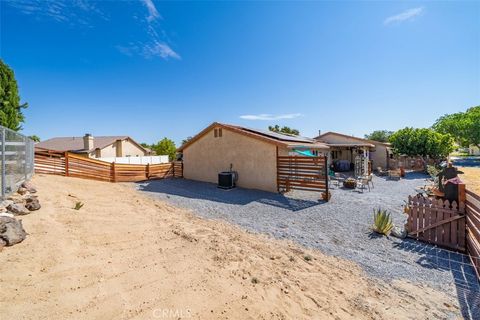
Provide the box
[458,167,480,194]
[0,175,461,320]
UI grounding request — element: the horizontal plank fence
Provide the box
[34,151,182,183]
[277,155,328,196]
[407,196,466,252]
[466,190,480,279]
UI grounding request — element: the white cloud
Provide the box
[117,41,180,60]
[141,0,161,22]
[384,7,424,25]
[240,113,303,121]
[143,41,181,60]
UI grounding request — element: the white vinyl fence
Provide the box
[0,125,35,199]
[98,155,169,165]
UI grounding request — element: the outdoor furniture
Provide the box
[388,170,401,180]
[367,174,374,189]
[356,176,370,193]
[376,167,388,176]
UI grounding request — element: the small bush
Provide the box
[251,277,259,284]
[372,208,394,236]
[73,202,84,210]
[303,255,312,261]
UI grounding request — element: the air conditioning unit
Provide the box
[218,171,235,189]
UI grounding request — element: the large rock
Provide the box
[391,226,407,239]
[7,203,30,216]
[25,197,41,211]
[0,216,27,246]
[21,181,37,194]
[17,187,28,195]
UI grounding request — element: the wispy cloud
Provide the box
[141,0,161,22]
[8,0,180,61]
[384,7,424,25]
[5,0,107,26]
[240,113,303,121]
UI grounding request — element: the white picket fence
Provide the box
[98,155,169,165]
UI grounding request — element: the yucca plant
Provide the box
[73,201,84,210]
[372,208,394,236]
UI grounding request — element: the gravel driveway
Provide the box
[137,173,479,318]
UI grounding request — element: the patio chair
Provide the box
[356,176,370,193]
[367,174,374,189]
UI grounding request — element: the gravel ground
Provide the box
[137,172,479,318]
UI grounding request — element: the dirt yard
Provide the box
[0,175,461,319]
[458,166,480,194]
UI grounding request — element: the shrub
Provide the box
[372,209,394,236]
[73,202,84,210]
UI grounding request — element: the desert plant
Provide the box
[427,165,440,179]
[73,202,84,210]
[251,277,259,284]
[303,255,312,261]
[372,209,394,236]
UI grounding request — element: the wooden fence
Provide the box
[35,151,182,183]
[406,196,466,252]
[466,190,480,279]
[277,155,328,196]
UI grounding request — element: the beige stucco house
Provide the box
[35,134,150,158]
[314,131,392,170]
[178,122,329,193]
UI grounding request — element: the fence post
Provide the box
[324,156,329,202]
[24,136,28,181]
[1,127,5,199]
[111,162,116,182]
[146,163,150,179]
[65,152,69,177]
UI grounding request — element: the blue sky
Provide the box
[1,1,479,145]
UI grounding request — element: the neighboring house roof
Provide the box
[35,136,147,153]
[314,131,391,147]
[178,122,330,151]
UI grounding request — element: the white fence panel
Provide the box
[98,155,169,165]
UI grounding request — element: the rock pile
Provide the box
[0,181,40,250]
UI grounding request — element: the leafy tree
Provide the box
[0,59,28,131]
[433,106,480,147]
[389,127,454,159]
[140,142,150,148]
[364,130,393,143]
[151,137,177,161]
[28,135,40,142]
[268,125,300,136]
[181,136,193,146]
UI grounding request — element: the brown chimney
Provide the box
[83,133,94,150]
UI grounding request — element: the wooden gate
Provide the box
[406,196,466,252]
[276,155,328,197]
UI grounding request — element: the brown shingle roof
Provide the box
[35,136,129,153]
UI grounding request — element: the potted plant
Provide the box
[343,178,357,189]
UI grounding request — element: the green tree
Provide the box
[0,59,28,131]
[433,106,480,147]
[28,135,40,142]
[151,138,177,161]
[389,127,454,158]
[181,136,193,146]
[364,130,393,143]
[268,125,300,136]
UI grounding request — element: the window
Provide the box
[214,128,223,138]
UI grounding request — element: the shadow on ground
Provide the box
[394,240,480,319]
[138,178,325,212]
